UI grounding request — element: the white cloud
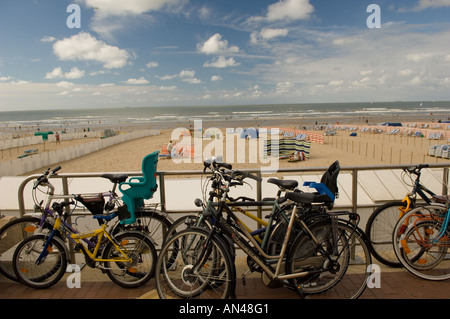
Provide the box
[203,56,240,68]
[124,77,149,85]
[52,32,130,69]
[12,80,31,85]
[79,0,187,40]
[45,67,85,79]
[80,0,185,16]
[411,0,450,11]
[275,81,293,94]
[406,53,434,62]
[251,0,314,22]
[146,61,159,68]
[179,70,201,83]
[398,69,414,76]
[197,33,239,55]
[159,70,201,83]
[333,37,359,46]
[41,36,56,42]
[159,85,177,91]
[329,80,344,87]
[56,81,74,88]
[251,28,289,44]
[211,75,222,81]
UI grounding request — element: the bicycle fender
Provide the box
[44,235,71,263]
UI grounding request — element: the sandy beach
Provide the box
[7,114,447,177]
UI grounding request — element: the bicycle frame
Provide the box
[209,200,354,284]
[202,182,353,285]
[70,223,131,264]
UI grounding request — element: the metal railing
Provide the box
[17,163,450,219]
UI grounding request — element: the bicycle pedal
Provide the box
[241,270,251,286]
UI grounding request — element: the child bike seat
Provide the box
[286,161,340,209]
[119,151,159,224]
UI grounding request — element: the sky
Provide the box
[1,0,450,111]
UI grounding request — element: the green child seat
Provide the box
[119,151,159,224]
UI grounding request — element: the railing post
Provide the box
[443,167,449,195]
[352,168,358,213]
[158,172,166,213]
[256,171,262,228]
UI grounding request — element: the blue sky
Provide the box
[1,0,450,111]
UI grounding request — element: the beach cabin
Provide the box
[240,128,258,139]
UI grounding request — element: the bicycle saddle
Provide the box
[101,173,128,184]
[267,178,298,190]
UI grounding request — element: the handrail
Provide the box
[18,163,450,218]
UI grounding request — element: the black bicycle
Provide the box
[155,160,371,299]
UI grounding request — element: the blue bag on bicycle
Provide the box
[119,151,159,224]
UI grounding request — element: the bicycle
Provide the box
[1,164,172,282]
[365,164,448,267]
[12,196,157,289]
[155,160,371,299]
[164,167,298,251]
[392,202,450,281]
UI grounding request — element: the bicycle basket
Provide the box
[75,194,105,215]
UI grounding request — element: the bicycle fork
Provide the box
[35,229,58,265]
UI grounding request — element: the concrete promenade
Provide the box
[0,267,448,300]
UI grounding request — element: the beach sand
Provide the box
[12,115,449,177]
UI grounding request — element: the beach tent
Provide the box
[350,132,357,137]
[240,128,258,139]
[264,138,311,158]
[381,122,402,126]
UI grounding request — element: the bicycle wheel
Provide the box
[112,208,173,250]
[286,219,371,299]
[365,200,408,267]
[155,228,235,299]
[102,231,157,288]
[13,234,67,289]
[0,216,53,281]
[393,205,450,281]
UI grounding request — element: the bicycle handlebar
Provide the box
[203,158,262,184]
[403,164,429,175]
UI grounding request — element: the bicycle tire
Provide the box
[0,216,54,282]
[365,200,408,267]
[112,208,173,249]
[103,231,157,288]
[155,227,235,299]
[287,219,372,299]
[13,234,67,289]
[393,205,450,281]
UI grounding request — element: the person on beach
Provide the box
[167,140,174,158]
[55,132,60,145]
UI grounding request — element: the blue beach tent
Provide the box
[240,128,258,139]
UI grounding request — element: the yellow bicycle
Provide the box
[13,203,157,289]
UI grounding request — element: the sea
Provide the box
[1,101,449,133]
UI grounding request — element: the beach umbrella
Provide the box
[34,131,53,150]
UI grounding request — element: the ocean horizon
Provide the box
[1,101,450,132]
